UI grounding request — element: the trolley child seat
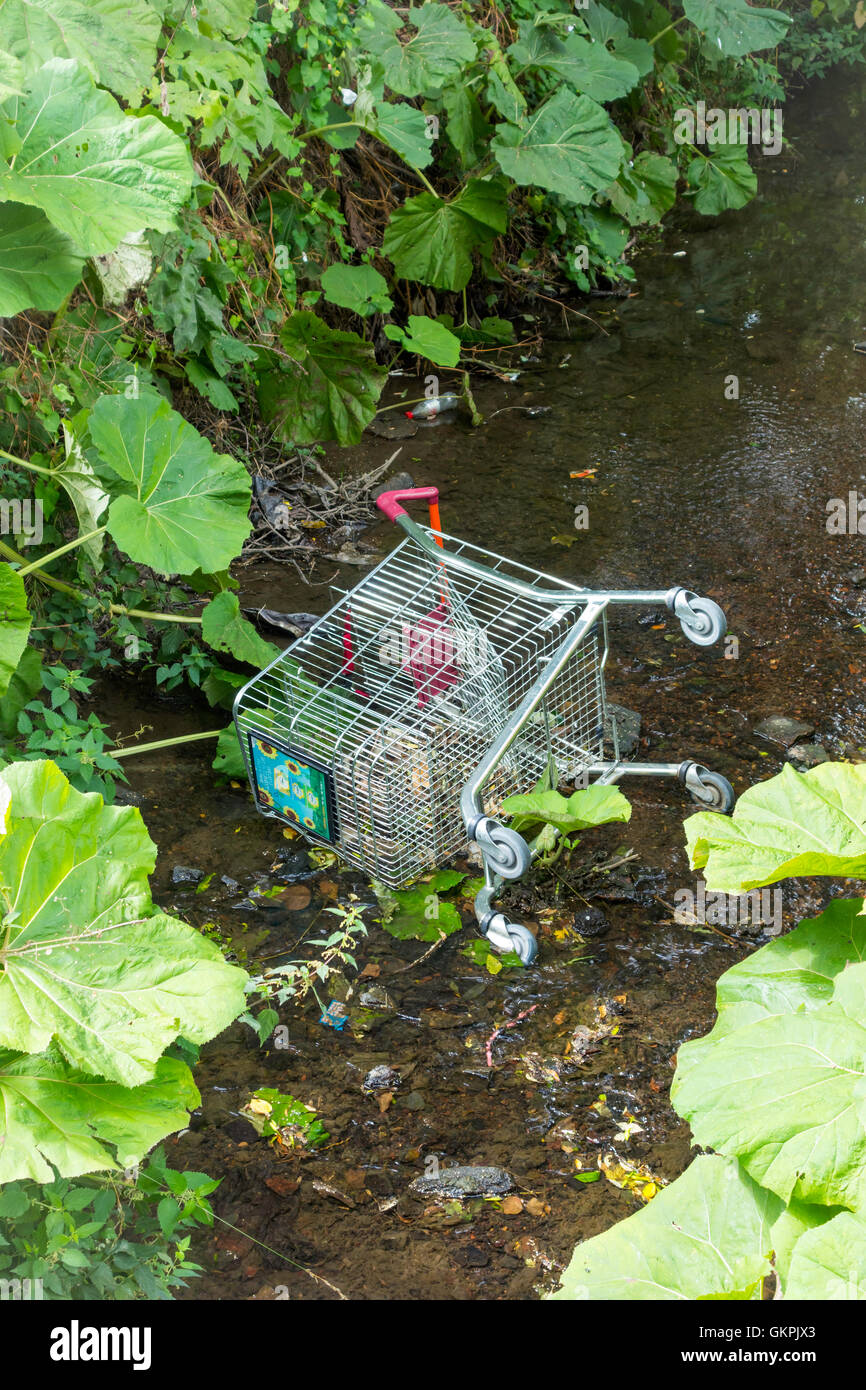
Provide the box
[233,486,735,965]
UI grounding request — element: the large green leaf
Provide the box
[257,311,386,445]
[89,390,252,576]
[201,591,279,669]
[785,1210,866,1298]
[320,263,393,317]
[0,202,85,315]
[712,899,866,1030]
[364,101,434,169]
[502,784,631,834]
[508,25,640,103]
[686,143,757,215]
[0,644,41,739]
[673,963,866,1211]
[358,0,476,97]
[0,48,24,101]
[491,89,623,205]
[609,151,678,226]
[0,0,161,101]
[0,1049,198,1182]
[0,563,30,697]
[385,314,462,367]
[685,763,866,893]
[683,0,792,57]
[0,59,193,256]
[0,760,248,1085]
[550,1155,780,1300]
[57,421,109,570]
[382,178,508,291]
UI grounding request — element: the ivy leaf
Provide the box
[321,263,393,317]
[672,962,866,1211]
[257,311,386,446]
[0,1049,199,1183]
[382,178,508,291]
[550,1155,780,1301]
[201,591,279,668]
[685,763,866,894]
[0,202,85,315]
[0,760,248,1086]
[358,0,476,97]
[508,25,640,103]
[89,389,253,577]
[683,0,792,57]
[0,59,193,256]
[0,563,30,697]
[491,89,623,205]
[385,314,461,367]
[686,142,757,214]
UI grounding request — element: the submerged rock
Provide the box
[171,865,205,885]
[408,1165,514,1200]
[604,704,641,757]
[754,715,814,747]
[573,905,609,939]
[363,1064,400,1091]
[787,742,829,767]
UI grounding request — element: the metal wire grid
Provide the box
[235,526,608,885]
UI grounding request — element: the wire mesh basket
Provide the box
[235,485,734,964]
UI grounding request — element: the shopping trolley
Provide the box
[233,486,734,965]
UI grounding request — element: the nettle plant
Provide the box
[552,761,866,1301]
[0,758,247,1185]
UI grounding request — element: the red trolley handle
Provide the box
[376,485,443,547]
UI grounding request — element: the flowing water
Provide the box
[106,72,866,1298]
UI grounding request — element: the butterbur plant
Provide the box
[0,758,248,1184]
[551,762,866,1301]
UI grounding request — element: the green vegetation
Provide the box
[0,1152,219,1300]
[552,762,866,1301]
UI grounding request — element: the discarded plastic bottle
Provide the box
[406,393,460,420]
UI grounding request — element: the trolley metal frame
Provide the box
[234,487,734,964]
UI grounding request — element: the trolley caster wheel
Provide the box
[472,818,532,881]
[485,915,538,966]
[676,595,727,648]
[680,763,736,814]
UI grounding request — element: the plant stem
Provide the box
[108,605,203,624]
[16,527,107,577]
[111,729,223,760]
[300,121,360,142]
[649,14,687,44]
[0,537,82,598]
[0,447,53,477]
